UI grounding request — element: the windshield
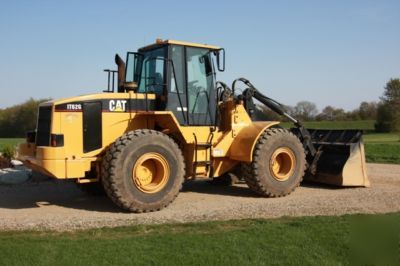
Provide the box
[125,52,142,84]
[125,47,167,94]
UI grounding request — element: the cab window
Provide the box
[186,47,214,115]
[137,47,167,95]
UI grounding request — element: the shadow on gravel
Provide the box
[0,180,122,213]
[300,181,344,190]
[181,180,258,198]
[0,179,259,212]
[182,179,345,196]
[0,178,348,213]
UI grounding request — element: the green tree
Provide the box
[0,98,50,137]
[254,104,282,121]
[293,101,318,121]
[316,105,350,121]
[319,105,335,121]
[375,79,400,132]
[358,101,378,120]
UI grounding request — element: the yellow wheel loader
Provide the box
[17,39,369,212]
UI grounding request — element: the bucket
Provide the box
[304,129,370,187]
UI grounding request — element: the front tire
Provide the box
[242,128,306,197]
[101,130,185,212]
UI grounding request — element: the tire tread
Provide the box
[101,129,185,212]
[242,128,306,197]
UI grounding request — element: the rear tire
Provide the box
[101,130,185,212]
[242,128,306,197]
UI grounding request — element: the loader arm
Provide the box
[233,77,369,187]
[235,78,316,157]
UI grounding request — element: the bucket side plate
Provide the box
[301,129,370,187]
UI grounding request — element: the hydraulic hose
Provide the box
[233,78,302,126]
[234,77,315,155]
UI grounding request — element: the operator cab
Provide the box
[120,39,225,126]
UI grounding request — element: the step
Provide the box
[194,161,211,165]
[195,142,212,148]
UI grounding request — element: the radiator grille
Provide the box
[36,106,52,146]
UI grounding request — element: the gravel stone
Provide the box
[0,163,399,231]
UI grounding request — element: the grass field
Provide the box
[0,120,399,164]
[281,120,399,164]
[0,138,24,151]
[0,213,398,265]
[364,133,400,164]
[281,119,375,131]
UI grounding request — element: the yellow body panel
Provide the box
[140,39,220,51]
[59,112,84,157]
[230,121,279,162]
[48,91,155,106]
[66,159,94,178]
[17,90,279,180]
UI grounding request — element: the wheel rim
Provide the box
[269,147,296,181]
[132,152,170,193]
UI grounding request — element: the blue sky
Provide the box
[0,0,399,111]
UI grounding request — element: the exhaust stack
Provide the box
[115,54,126,92]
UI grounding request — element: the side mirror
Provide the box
[216,48,225,72]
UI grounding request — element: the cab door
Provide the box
[166,45,216,126]
[166,45,188,125]
[185,47,216,126]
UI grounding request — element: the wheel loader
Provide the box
[17,39,369,212]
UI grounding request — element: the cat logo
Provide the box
[109,100,127,112]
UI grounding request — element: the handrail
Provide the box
[190,89,213,125]
[103,69,118,93]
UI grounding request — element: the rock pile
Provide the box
[0,159,31,185]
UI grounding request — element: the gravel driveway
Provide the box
[0,163,399,231]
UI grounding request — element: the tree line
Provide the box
[0,78,399,137]
[256,78,400,132]
[0,98,50,138]
[256,100,378,122]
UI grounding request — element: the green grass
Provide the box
[282,120,399,164]
[0,138,24,151]
[363,133,400,143]
[364,133,400,164]
[0,213,398,265]
[281,120,375,131]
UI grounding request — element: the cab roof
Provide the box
[139,39,221,52]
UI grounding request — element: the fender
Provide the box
[229,121,279,162]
